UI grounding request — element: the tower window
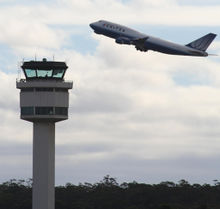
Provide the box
[21,107,34,115]
[35,107,54,115]
[55,107,68,116]
[21,107,68,116]
[25,69,37,78]
[37,69,53,77]
[53,69,65,78]
[23,68,66,79]
[21,88,34,92]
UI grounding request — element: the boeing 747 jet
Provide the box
[90,20,217,57]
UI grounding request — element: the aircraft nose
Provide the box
[89,23,95,30]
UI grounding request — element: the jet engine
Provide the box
[115,37,132,45]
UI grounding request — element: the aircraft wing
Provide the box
[133,37,149,52]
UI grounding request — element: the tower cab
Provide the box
[22,58,67,80]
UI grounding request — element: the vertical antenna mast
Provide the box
[17,62,21,81]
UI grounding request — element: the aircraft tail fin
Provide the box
[186,33,217,51]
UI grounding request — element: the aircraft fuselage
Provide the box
[90,20,216,57]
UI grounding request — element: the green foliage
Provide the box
[0,176,220,209]
[0,179,32,209]
[157,204,172,209]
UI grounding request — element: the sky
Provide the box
[1,0,220,186]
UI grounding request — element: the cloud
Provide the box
[52,40,220,164]
[55,152,220,185]
[39,0,220,26]
[0,0,220,184]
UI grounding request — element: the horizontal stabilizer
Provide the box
[186,33,217,51]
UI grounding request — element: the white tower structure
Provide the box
[16,58,73,209]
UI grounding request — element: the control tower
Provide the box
[16,58,73,209]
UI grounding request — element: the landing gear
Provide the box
[135,46,148,52]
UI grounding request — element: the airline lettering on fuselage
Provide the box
[103,24,125,32]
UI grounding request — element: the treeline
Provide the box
[0,175,220,209]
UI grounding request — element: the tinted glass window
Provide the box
[21,88,34,92]
[21,107,34,115]
[25,69,37,78]
[37,69,53,78]
[24,69,65,79]
[35,107,54,115]
[53,69,65,78]
[55,107,68,116]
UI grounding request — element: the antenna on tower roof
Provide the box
[17,61,21,81]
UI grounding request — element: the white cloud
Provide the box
[0,0,220,184]
[52,40,220,164]
[39,0,220,26]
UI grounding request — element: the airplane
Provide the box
[89,20,217,57]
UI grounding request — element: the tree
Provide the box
[157,204,172,209]
[99,175,119,187]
